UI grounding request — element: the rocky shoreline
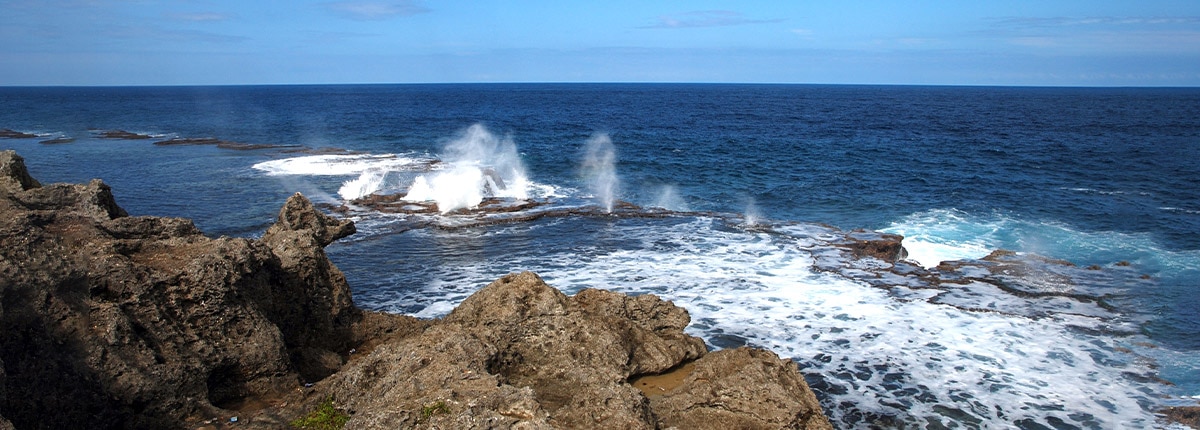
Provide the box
[0,149,832,429]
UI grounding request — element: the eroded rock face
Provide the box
[0,150,359,429]
[316,272,830,430]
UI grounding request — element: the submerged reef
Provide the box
[0,149,832,429]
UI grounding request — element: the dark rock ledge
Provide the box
[0,149,832,430]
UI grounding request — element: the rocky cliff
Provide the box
[0,150,831,429]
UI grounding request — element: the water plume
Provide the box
[743,196,762,226]
[404,124,530,214]
[582,133,618,213]
[652,185,690,212]
[338,169,387,201]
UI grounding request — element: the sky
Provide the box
[2,0,1199,86]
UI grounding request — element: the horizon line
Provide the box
[2,81,1198,89]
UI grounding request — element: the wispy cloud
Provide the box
[641,10,783,29]
[323,1,430,21]
[105,24,247,44]
[986,15,1200,53]
[992,16,1200,29]
[167,12,233,22]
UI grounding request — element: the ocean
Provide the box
[2,84,1197,428]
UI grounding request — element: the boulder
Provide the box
[650,347,832,430]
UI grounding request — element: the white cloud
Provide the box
[323,1,430,21]
[168,12,233,22]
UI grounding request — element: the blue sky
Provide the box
[2,1,1198,86]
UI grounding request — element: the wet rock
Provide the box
[841,230,908,262]
[0,151,358,429]
[0,129,37,139]
[650,347,833,430]
[95,130,154,139]
[153,137,297,150]
[39,136,75,144]
[1163,406,1200,429]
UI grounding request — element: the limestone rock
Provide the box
[0,151,359,429]
[314,272,828,430]
[650,347,832,430]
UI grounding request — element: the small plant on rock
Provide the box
[418,400,451,423]
[290,397,350,430]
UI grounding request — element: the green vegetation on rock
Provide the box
[290,397,350,430]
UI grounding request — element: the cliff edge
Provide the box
[0,150,830,429]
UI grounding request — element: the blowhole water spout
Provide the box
[403,124,530,214]
[582,133,618,213]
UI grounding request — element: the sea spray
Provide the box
[404,124,530,213]
[582,133,618,213]
[338,169,387,200]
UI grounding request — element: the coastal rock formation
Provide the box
[95,130,154,139]
[316,272,830,429]
[153,137,298,150]
[0,150,832,429]
[0,129,38,139]
[0,150,358,428]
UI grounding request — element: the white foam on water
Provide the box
[359,216,1170,428]
[251,153,427,176]
[880,208,995,268]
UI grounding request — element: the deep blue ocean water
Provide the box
[2,84,1198,428]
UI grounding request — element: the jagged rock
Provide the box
[650,347,832,430]
[260,193,360,380]
[0,151,359,429]
[0,151,40,192]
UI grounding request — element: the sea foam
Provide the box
[342,216,1170,428]
[252,153,429,176]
